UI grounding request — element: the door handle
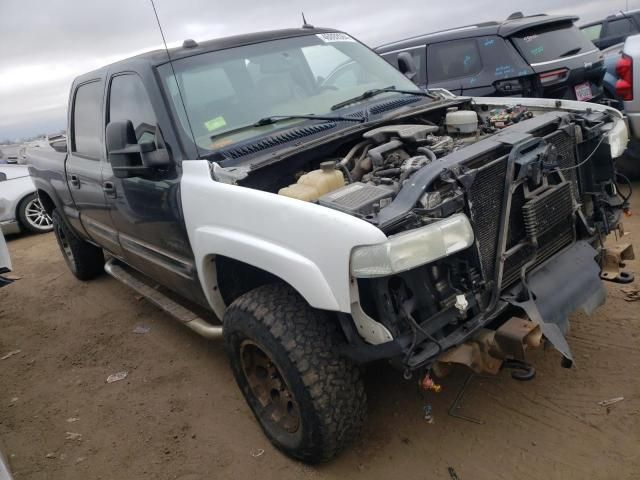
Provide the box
[103,181,117,198]
[69,174,80,188]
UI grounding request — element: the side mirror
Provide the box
[106,121,170,178]
[0,172,6,182]
[397,52,418,83]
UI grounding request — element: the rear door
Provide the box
[425,36,535,97]
[509,22,605,101]
[66,79,121,252]
[102,72,204,305]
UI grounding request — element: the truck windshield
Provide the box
[158,32,425,155]
[511,22,596,64]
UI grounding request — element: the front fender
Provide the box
[180,160,387,318]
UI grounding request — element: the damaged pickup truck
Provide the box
[29,27,631,462]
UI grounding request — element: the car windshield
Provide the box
[158,32,425,155]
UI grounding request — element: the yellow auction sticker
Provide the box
[204,116,227,132]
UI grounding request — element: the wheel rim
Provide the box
[240,340,301,434]
[24,198,53,230]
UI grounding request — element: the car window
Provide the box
[607,18,635,38]
[511,22,595,64]
[427,39,482,82]
[108,74,157,144]
[72,81,103,159]
[581,23,603,42]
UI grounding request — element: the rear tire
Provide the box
[52,210,104,280]
[223,283,366,463]
[17,193,53,233]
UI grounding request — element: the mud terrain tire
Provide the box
[223,283,366,463]
[52,210,104,280]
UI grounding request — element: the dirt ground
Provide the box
[1,186,639,480]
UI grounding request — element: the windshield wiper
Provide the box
[331,86,437,111]
[210,114,364,140]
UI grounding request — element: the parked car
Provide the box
[611,33,640,178]
[0,164,53,234]
[29,27,628,463]
[581,10,640,50]
[0,230,13,287]
[376,13,605,102]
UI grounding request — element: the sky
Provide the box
[0,0,632,141]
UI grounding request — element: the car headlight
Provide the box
[350,213,474,278]
[606,117,629,159]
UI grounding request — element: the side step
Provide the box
[104,258,223,339]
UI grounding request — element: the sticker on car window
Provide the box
[316,33,354,43]
[204,116,227,132]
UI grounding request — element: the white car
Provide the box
[0,164,52,234]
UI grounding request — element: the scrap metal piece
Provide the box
[448,374,485,425]
[600,243,635,284]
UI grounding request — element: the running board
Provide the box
[104,258,223,339]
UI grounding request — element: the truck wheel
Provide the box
[17,193,53,233]
[52,210,104,280]
[223,283,366,463]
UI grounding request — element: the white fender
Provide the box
[180,160,387,319]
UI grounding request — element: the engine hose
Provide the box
[416,147,437,162]
[374,167,401,177]
[336,163,353,184]
[339,140,368,167]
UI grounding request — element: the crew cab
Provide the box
[29,27,630,463]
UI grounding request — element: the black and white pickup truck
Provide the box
[29,27,631,462]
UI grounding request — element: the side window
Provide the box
[72,81,103,159]
[427,40,482,82]
[108,74,157,144]
[607,18,635,38]
[581,23,603,42]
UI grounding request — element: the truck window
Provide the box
[72,81,103,159]
[580,23,603,42]
[427,39,482,82]
[108,74,157,144]
[607,18,635,38]
[511,22,595,64]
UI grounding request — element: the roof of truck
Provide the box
[376,14,579,53]
[75,27,341,81]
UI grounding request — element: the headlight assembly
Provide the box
[350,213,474,278]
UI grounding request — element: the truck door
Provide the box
[66,79,122,254]
[102,72,205,306]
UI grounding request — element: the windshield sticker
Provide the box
[316,33,355,43]
[530,46,544,56]
[523,34,538,43]
[495,65,515,77]
[204,116,227,132]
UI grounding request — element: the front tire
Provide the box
[223,284,366,463]
[52,210,104,280]
[17,193,53,233]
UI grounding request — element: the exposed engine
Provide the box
[278,108,483,218]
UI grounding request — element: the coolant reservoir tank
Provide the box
[446,109,479,134]
[278,161,345,202]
